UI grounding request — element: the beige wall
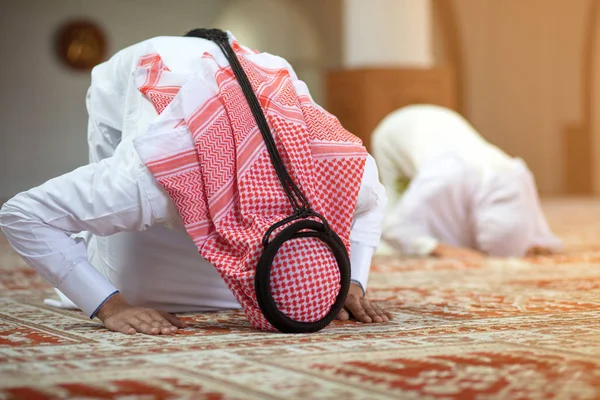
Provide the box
[0,0,222,200]
[434,0,590,195]
[214,0,342,104]
[591,2,600,194]
[343,0,433,68]
[5,0,592,198]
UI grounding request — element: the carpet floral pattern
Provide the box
[1,198,600,399]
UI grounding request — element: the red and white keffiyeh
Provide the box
[133,35,367,331]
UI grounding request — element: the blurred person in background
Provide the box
[372,104,562,259]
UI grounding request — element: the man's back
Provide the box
[88,36,230,152]
[85,36,242,311]
[372,104,513,179]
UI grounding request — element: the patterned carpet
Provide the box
[2,198,600,399]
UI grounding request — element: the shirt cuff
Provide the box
[350,241,374,292]
[56,261,119,317]
[90,290,120,319]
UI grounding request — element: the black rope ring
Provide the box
[185,28,352,333]
[255,220,350,333]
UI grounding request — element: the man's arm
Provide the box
[349,155,387,291]
[0,138,184,334]
[336,155,392,323]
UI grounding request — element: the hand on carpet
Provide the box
[525,246,554,256]
[336,283,392,324]
[431,243,485,260]
[96,293,187,335]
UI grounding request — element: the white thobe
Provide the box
[0,36,386,318]
[372,104,562,257]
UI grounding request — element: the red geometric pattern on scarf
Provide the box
[137,42,366,331]
[137,53,177,115]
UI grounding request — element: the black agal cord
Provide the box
[185,29,350,333]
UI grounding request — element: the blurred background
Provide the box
[0,0,596,201]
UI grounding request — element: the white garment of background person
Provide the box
[372,104,562,258]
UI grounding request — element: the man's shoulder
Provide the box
[92,38,159,76]
[94,36,205,81]
[107,36,194,65]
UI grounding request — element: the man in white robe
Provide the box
[372,104,562,259]
[0,33,390,335]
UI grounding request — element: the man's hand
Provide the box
[431,243,485,260]
[526,246,554,257]
[96,293,187,335]
[336,283,392,323]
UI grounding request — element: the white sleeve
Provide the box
[349,155,387,292]
[0,139,178,317]
[381,156,470,256]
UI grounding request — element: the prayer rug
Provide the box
[1,198,600,399]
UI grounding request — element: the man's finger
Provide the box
[136,312,155,324]
[149,320,164,329]
[158,311,188,329]
[371,302,393,320]
[115,322,136,335]
[361,299,382,323]
[336,308,349,321]
[148,311,179,335]
[135,313,165,334]
[372,303,389,322]
[148,310,175,327]
[151,317,176,335]
[366,300,386,323]
[130,319,160,335]
[139,312,171,332]
[346,296,372,323]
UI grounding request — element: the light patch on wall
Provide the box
[214,0,324,102]
[445,0,587,195]
[0,0,223,200]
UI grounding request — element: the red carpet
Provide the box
[1,198,600,399]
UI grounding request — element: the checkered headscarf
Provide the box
[134,32,367,332]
